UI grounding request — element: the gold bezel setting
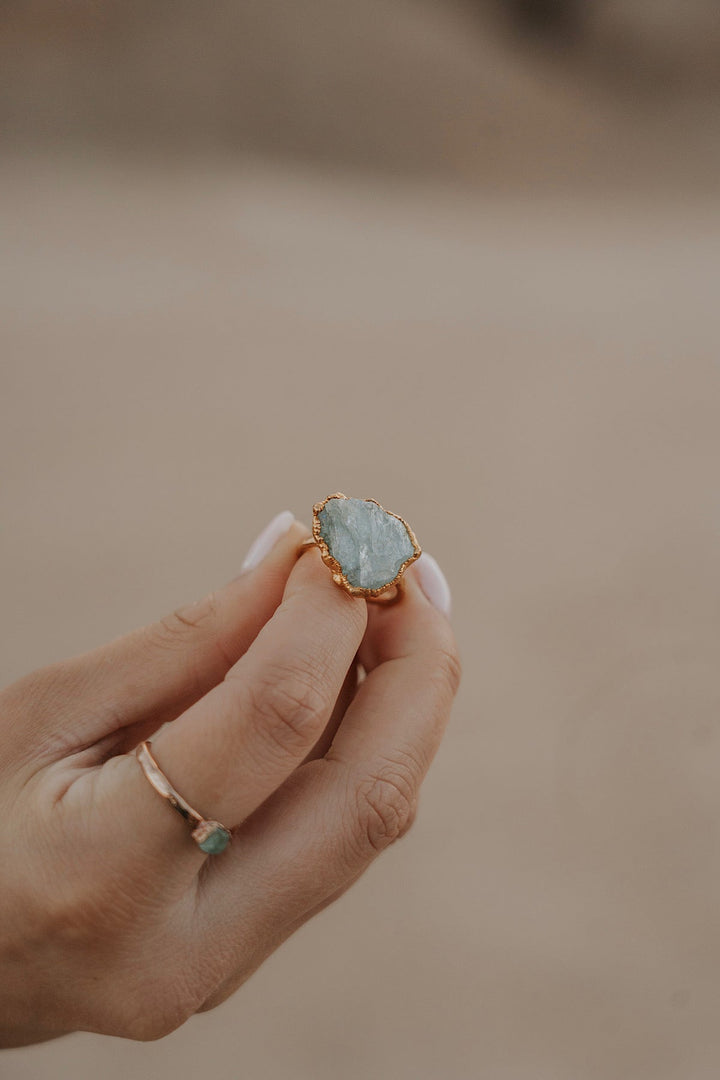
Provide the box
[310,492,421,601]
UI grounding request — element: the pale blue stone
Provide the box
[317,497,416,590]
[198,826,231,854]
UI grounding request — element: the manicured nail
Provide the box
[241,510,295,572]
[411,552,452,617]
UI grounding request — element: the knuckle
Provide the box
[41,893,125,956]
[147,595,236,675]
[156,596,216,645]
[354,760,419,855]
[39,886,100,949]
[431,645,463,699]
[88,942,204,1040]
[109,997,193,1042]
[248,666,330,755]
[147,615,190,653]
[172,592,219,631]
[132,995,197,1041]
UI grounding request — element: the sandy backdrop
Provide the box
[1,147,719,1079]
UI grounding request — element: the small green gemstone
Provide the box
[198,826,231,854]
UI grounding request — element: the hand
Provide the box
[0,512,460,1045]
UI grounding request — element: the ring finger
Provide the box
[92,545,368,878]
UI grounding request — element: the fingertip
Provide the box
[406,552,452,618]
[240,511,308,575]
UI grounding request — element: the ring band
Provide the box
[298,493,421,604]
[136,741,232,855]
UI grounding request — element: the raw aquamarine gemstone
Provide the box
[317,497,417,591]
[197,825,231,854]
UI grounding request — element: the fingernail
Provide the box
[241,510,295,572]
[411,552,452,617]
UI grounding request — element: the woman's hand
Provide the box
[0,511,460,1046]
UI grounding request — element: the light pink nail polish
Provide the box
[411,552,452,617]
[241,510,295,572]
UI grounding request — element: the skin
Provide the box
[0,520,461,1046]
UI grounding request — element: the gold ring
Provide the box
[136,741,232,855]
[298,493,421,605]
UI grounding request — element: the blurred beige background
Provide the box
[2,3,720,1078]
